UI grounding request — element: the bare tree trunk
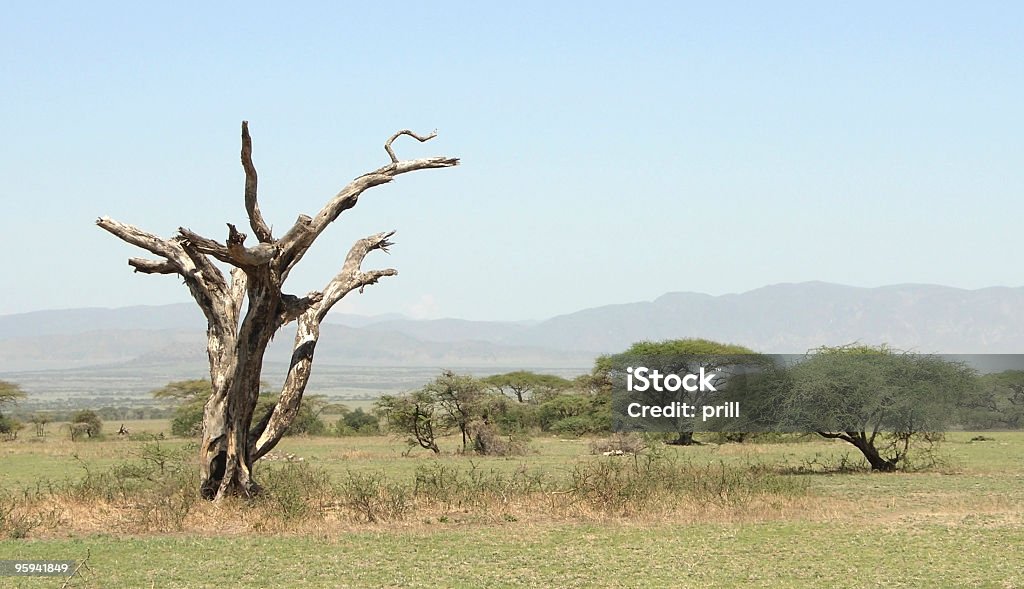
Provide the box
[668,431,697,446]
[98,123,458,500]
[817,431,899,472]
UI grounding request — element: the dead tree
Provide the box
[98,122,458,500]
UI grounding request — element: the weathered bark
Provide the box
[98,122,458,500]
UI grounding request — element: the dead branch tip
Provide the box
[385,129,439,163]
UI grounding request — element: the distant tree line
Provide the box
[378,341,1022,470]
[151,379,333,438]
[9,339,1024,476]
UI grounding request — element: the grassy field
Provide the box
[1,425,1022,588]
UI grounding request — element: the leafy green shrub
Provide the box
[490,400,539,433]
[171,402,205,437]
[335,408,380,436]
[254,395,327,437]
[538,391,609,436]
[70,410,103,439]
[0,414,23,441]
[549,415,605,436]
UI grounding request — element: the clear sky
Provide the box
[1,2,1021,321]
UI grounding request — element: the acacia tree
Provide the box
[482,371,571,403]
[0,381,26,440]
[0,381,26,411]
[777,345,977,471]
[608,339,759,445]
[70,410,103,439]
[98,122,457,499]
[378,391,443,454]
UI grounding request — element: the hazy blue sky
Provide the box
[2,2,1021,321]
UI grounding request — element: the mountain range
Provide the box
[1,282,1021,400]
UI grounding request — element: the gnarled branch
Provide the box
[318,230,397,319]
[241,121,274,244]
[97,217,180,261]
[356,268,398,294]
[250,314,318,460]
[225,223,278,266]
[178,225,277,268]
[176,238,229,296]
[275,131,458,277]
[178,227,233,264]
[96,217,236,347]
[385,129,437,163]
[252,229,400,458]
[128,258,177,274]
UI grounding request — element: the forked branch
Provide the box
[276,131,458,277]
[178,224,277,268]
[356,268,398,294]
[318,230,398,319]
[251,228,400,458]
[278,291,325,326]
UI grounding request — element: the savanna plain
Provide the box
[1,420,1022,588]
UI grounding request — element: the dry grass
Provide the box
[2,431,1023,541]
[16,460,1020,541]
[3,448,814,539]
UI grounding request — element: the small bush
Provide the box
[0,415,24,441]
[0,491,62,539]
[70,410,103,438]
[134,468,199,532]
[707,432,814,444]
[470,421,529,456]
[779,452,867,474]
[569,450,807,513]
[550,415,604,436]
[336,471,409,522]
[171,402,205,437]
[257,462,333,520]
[337,409,379,436]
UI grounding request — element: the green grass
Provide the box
[2,521,1021,588]
[0,427,1022,588]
